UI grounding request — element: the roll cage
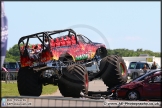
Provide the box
[18,29,77,51]
[18,29,96,56]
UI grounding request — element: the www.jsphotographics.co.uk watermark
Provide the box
[103,101,161,107]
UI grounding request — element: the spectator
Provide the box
[142,64,148,73]
[151,61,157,69]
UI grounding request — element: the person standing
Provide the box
[142,64,148,73]
[151,61,157,69]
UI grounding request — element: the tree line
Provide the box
[4,44,161,62]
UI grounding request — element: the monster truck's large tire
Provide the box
[100,55,128,89]
[58,64,89,98]
[17,67,42,96]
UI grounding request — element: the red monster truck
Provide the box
[17,29,128,97]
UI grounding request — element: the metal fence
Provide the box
[1,71,18,83]
[1,96,161,107]
[1,96,106,107]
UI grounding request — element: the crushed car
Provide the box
[116,69,161,100]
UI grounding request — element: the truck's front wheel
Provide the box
[58,64,89,97]
[100,55,128,89]
[17,67,42,96]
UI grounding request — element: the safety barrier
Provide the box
[1,96,161,107]
[1,71,18,83]
[1,96,105,107]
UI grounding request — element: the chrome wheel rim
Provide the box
[128,91,138,100]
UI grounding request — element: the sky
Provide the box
[4,1,161,52]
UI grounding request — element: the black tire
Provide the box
[100,55,128,89]
[126,90,140,100]
[96,47,107,59]
[17,67,42,96]
[58,64,89,97]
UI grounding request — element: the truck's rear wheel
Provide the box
[100,55,128,89]
[17,67,42,96]
[58,64,89,97]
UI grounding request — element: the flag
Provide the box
[1,1,8,68]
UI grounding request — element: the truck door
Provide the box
[76,35,94,60]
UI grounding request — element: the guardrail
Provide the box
[1,96,105,107]
[1,71,18,83]
[1,96,161,107]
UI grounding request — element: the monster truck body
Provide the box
[19,29,107,68]
[17,29,128,97]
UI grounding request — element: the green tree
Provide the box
[5,44,20,62]
[5,58,16,62]
[107,48,161,57]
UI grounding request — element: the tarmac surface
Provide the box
[41,79,108,96]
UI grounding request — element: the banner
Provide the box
[1,1,8,68]
[146,58,153,62]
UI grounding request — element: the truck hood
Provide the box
[92,42,105,47]
[93,42,102,44]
